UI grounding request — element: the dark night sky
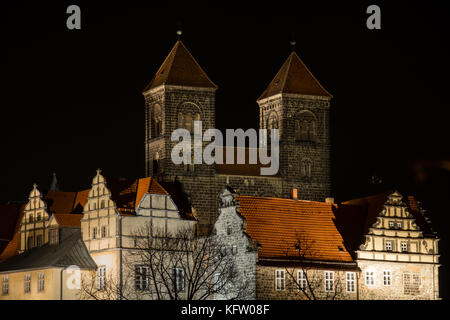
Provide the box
[2,1,450,297]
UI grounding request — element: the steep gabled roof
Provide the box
[237,196,353,263]
[52,214,83,228]
[0,230,96,272]
[143,40,217,92]
[258,51,332,100]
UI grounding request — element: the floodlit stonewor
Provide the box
[0,40,440,300]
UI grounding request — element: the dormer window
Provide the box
[49,229,59,245]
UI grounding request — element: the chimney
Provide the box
[292,189,298,201]
[325,197,335,204]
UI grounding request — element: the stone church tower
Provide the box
[257,51,333,201]
[142,40,218,179]
[142,41,333,230]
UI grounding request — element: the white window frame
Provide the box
[383,271,392,286]
[97,266,106,291]
[275,270,285,291]
[38,272,45,292]
[396,222,402,229]
[401,242,408,252]
[385,241,392,251]
[346,272,356,293]
[2,275,8,295]
[324,271,334,292]
[388,221,394,228]
[297,270,307,291]
[135,265,149,291]
[24,274,31,293]
[365,271,375,286]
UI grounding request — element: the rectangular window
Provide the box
[100,200,105,209]
[396,222,402,229]
[383,271,392,286]
[213,273,221,292]
[24,274,31,293]
[173,267,185,292]
[365,271,375,286]
[275,270,285,291]
[324,271,334,292]
[38,273,45,292]
[36,235,43,247]
[28,214,34,223]
[346,272,356,293]
[403,273,420,295]
[231,245,237,255]
[93,227,98,239]
[97,267,106,291]
[102,226,107,238]
[389,221,394,228]
[385,241,392,251]
[27,236,33,249]
[297,270,307,290]
[401,242,408,252]
[49,229,59,245]
[37,213,41,221]
[2,276,8,295]
[135,266,149,291]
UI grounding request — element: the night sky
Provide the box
[2,1,449,298]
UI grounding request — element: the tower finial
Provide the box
[176,29,183,41]
[290,31,296,51]
[49,172,60,191]
[96,168,102,175]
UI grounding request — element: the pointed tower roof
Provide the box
[258,51,332,101]
[143,41,217,92]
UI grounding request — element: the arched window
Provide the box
[178,112,184,129]
[185,113,193,133]
[301,159,312,179]
[153,104,162,137]
[295,111,317,142]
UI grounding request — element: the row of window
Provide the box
[27,213,43,223]
[385,241,409,252]
[88,200,107,211]
[274,270,350,293]
[1,273,44,295]
[92,226,108,239]
[274,270,420,293]
[388,221,403,229]
[26,234,43,249]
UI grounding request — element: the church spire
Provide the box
[49,173,60,191]
[258,50,332,101]
[143,40,217,93]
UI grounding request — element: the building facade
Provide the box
[0,39,441,300]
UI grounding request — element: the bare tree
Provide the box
[80,224,252,300]
[283,232,345,300]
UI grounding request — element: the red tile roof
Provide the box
[105,177,168,214]
[258,51,332,100]
[0,205,25,261]
[237,196,353,263]
[143,40,217,92]
[52,214,83,228]
[215,147,281,177]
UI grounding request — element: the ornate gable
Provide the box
[357,191,439,264]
